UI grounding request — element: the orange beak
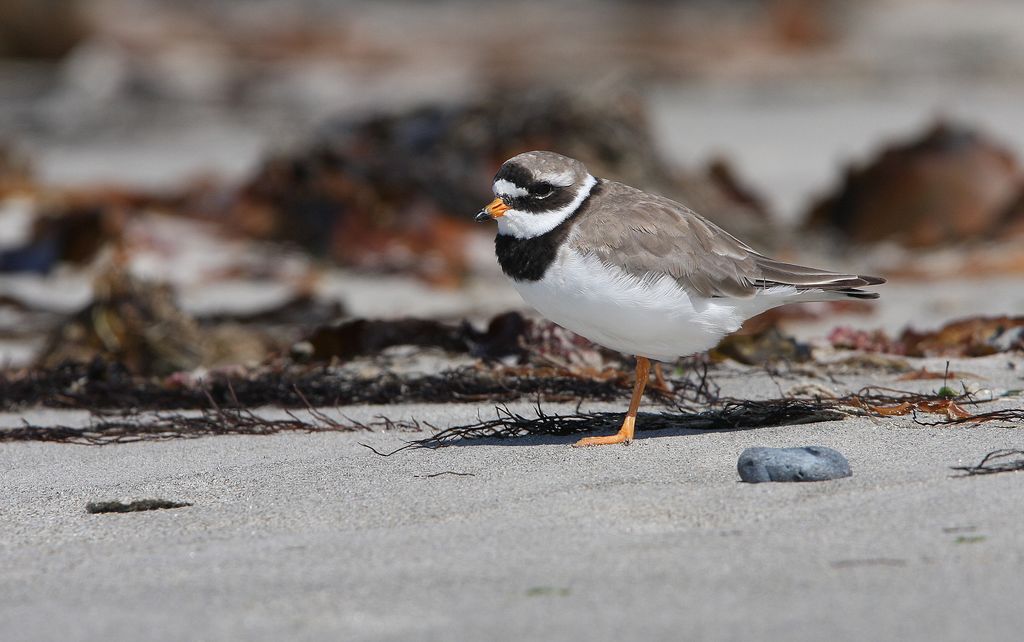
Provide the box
[475,197,509,222]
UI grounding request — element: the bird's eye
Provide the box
[533,184,554,199]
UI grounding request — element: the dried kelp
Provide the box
[6,379,1019,446]
[951,449,1024,476]
[1,359,722,411]
[397,399,847,451]
[382,387,1020,451]
[912,408,1024,427]
[86,499,192,514]
[3,397,420,445]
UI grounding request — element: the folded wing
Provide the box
[571,181,885,300]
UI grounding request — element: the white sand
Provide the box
[3,356,1023,641]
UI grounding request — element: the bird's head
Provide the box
[476,151,597,239]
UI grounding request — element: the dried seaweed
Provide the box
[376,385,1020,452]
[396,399,847,451]
[5,348,1020,446]
[2,390,421,445]
[951,449,1024,476]
[0,360,720,411]
[86,499,192,514]
[912,408,1024,427]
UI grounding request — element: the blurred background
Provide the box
[1,0,1023,375]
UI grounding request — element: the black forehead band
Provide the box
[494,162,534,188]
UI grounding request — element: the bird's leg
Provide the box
[574,356,650,447]
[650,362,673,394]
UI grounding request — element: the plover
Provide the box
[476,151,884,446]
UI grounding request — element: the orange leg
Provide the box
[574,356,650,447]
[651,362,673,394]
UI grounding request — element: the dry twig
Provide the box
[952,449,1024,476]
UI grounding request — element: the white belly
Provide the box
[512,248,773,362]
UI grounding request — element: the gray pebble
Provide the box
[738,446,851,483]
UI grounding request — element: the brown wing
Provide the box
[570,181,884,299]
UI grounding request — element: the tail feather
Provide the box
[753,256,885,300]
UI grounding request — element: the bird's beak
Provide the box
[475,197,508,222]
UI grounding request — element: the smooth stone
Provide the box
[738,446,851,483]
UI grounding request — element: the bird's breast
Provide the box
[510,247,746,360]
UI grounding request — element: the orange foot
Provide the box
[574,433,631,447]
[573,416,635,447]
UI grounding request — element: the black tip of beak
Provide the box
[474,210,492,223]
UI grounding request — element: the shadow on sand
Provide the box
[362,401,847,455]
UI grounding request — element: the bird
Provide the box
[475,150,884,447]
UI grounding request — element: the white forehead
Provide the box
[493,179,528,198]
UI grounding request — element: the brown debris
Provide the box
[303,311,632,369]
[829,316,1024,357]
[901,316,1024,357]
[806,121,1022,247]
[36,266,205,376]
[847,397,973,421]
[830,354,912,374]
[307,312,529,362]
[0,0,87,59]
[710,326,811,365]
[828,326,898,353]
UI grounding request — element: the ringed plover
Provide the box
[476,151,884,446]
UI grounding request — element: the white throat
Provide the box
[496,174,597,239]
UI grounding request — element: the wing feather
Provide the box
[570,181,884,299]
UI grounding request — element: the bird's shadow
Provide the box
[409,403,846,449]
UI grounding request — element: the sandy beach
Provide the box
[4,355,1023,641]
